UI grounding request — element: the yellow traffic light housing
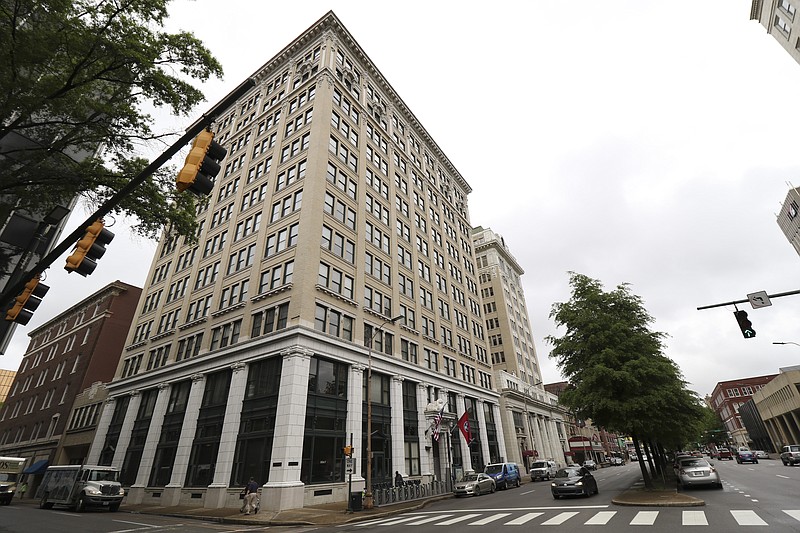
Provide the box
[5,275,49,325]
[343,445,353,456]
[65,219,114,276]
[176,130,227,196]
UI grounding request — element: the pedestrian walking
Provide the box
[18,481,27,499]
[242,477,259,515]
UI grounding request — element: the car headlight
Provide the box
[551,482,557,487]
[85,487,102,495]
[576,481,583,486]
[118,487,125,496]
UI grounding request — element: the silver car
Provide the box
[453,472,495,497]
[753,450,769,459]
[675,458,722,489]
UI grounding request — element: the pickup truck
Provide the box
[780,444,800,466]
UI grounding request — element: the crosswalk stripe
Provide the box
[405,515,453,525]
[731,510,767,526]
[373,516,424,527]
[469,513,511,526]
[436,513,482,526]
[784,510,800,522]
[683,510,708,525]
[584,511,617,525]
[630,511,659,525]
[541,511,579,525]
[504,512,543,525]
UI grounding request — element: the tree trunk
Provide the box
[632,434,652,489]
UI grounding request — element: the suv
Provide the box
[530,460,558,481]
[781,445,800,466]
[484,463,521,490]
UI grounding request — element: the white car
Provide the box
[583,460,597,470]
[753,450,769,459]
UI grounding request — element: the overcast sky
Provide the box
[5,0,800,399]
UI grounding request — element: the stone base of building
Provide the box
[262,481,304,511]
[126,485,146,505]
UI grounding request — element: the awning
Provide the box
[22,460,48,475]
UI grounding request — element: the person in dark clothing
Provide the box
[242,477,259,514]
[395,471,403,486]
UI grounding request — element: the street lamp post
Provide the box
[364,314,403,510]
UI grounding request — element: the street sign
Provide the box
[345,457,355,475]
[747,291,772,309]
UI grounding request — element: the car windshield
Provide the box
[789,446,800,452]
[555,468,581,478]
[89,470,119,482]
[485,465,503,474]
[531,462,547,469]
[680,459,709,468]
[461,473,479,482]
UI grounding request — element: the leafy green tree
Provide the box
[0,0,223,263]
[547,273,703,488]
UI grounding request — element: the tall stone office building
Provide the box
[88,12,506,511]
[751,0,800,67]
[472,227,567,469]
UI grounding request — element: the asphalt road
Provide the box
[329,459,800,533]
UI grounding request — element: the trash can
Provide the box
[349,492,363,511]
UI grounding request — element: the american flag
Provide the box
[431,401,445,442]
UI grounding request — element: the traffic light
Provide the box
[64,219,114,276]
[733,310,756,339]
[5,275,49,325]
[343,445,353,456]
[176,129,227,195]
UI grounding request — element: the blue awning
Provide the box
[22,460,48,475]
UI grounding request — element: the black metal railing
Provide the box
[371,478,452,506]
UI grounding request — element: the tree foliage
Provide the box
[547,273,705,483]
[0,0,223,242]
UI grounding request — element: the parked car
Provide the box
[780,445,800,466]
[484,462,521,490]
[530,460,558,481]
[753,450,769,459]
[551,467,598,499]
[609,457,624,466]
[735,450,758,464]
[582,459,597,471]
[453,472,495,497]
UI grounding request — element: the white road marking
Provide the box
[519,490,536,495]
[469,513,511,525]
[784,510,800,522]
[731,510,768,526]
[630,511,659,525]
[777,474,790,479]
[683,510,708,526]
[541,511,579,525]
[405,515,453,525]
[436,514,482,526]
[584,511,616,525]
[504,512,543,525]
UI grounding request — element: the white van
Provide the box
[529,460,558,481]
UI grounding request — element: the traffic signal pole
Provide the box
[0,77,257,311]
[696,288,800,310]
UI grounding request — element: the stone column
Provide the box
[492,403,508,463]
[86,397,116,464]
[346,364,365,486]
[456,394,472,472]
[390,376,406,479]
[163,373,205,506]
[206,362,249,509]
[128,382,171,504]
[416,383,432,479]
[476,399,490,465]
[531,413,545,461]
[111,390,141,469]
[262,346,313,512]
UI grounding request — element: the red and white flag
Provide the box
[457,411,473,445]
[432,402,445,442]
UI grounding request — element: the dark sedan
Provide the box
[551,466,598,499]
[736,450,758,464]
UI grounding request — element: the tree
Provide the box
[0,0,223,261]
[547,272,703,488]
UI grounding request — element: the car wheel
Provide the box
[473,486,481,497]
[552,494,560,500]
[754,460,758,464]
[516,478,521,488]
[490,483,496,494]
[716,482,723,489]
[595,485,600,495]
[75,494,86,513]
[545,473,550,481]
[109,503,120,512]
[782,460,789,466]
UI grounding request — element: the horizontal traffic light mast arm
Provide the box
[696,288,800,310]
[0,77,257,310]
